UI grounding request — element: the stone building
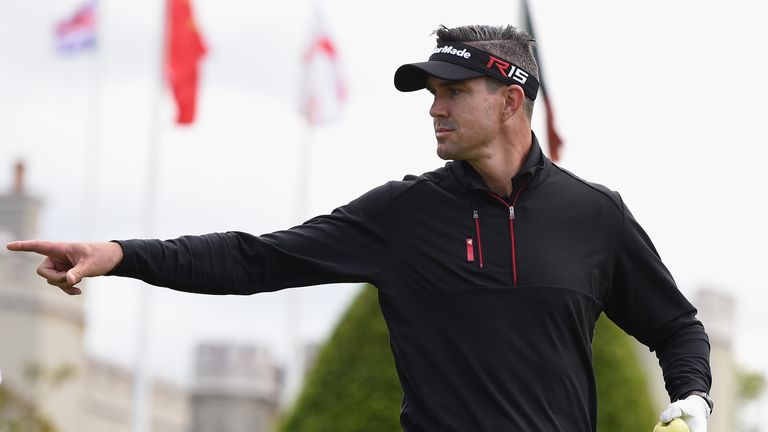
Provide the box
[84,357,190,432]
[695,289,736,432]
[0,162,190,432]
[638,287,737,431]
[0,161,87,432]
[191,343,283,432]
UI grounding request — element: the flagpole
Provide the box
[131,1,168,431]
[295,121,313,221]
[520,0,564,161]
[282,123,313,407]
[54,3,102,241]
[80,1,101,241]
[282,0,345,407]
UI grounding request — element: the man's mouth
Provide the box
[435,126,454,138]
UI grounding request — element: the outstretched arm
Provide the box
[5,240,123,295]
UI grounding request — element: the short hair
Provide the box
[433,25,538,119]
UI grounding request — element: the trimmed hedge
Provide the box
[593,314,656,431]
[278,285,401,432]
[280,286,656,431]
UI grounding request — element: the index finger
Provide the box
[6,240,59,254]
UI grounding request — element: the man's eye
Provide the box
[449,88,461,96]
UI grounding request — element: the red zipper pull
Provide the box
[473,210,484,268]
[466,238,475,262]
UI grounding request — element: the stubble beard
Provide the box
[436,138,465,161]
[434,119,461,161]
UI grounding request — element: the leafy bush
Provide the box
[0,384,57,432]
[278,285,401,432]
[593,314,656,431]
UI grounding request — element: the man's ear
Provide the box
[502,84,526,122]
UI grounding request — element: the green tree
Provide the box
[280,287,656,431]
[735,366,765,432]
[592,314,656,431]
[0,385,57,432]
[0,361,76,432]
[736,367,765,401]
[279,285,401,432]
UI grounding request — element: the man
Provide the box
[7,25,712,431]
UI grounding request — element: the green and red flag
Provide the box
[521,0,564,161]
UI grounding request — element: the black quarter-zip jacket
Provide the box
[111,135,711,431]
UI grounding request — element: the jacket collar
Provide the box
[449,131,547,196]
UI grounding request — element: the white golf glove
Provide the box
[660,394,710,432]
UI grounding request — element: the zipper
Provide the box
[508,179,529,286]
[473,210,484,268]
[508,205,518,285]
[485,179,530,286]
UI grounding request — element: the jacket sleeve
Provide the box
[603,196,712,402]
[108,184,391,295]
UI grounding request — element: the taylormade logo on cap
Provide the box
[406,41,539,100]
[432,45,471,59]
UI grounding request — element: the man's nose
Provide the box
[429,97,447,118]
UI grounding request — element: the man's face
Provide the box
[426,75,506,161]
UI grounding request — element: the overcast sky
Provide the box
[2,0,767,424]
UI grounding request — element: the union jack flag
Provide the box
[55,0,97,55]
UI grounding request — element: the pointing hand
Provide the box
[5,240,123,295]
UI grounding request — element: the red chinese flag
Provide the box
[166,0,206,125]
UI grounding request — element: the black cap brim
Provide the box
[394,61,485,92]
